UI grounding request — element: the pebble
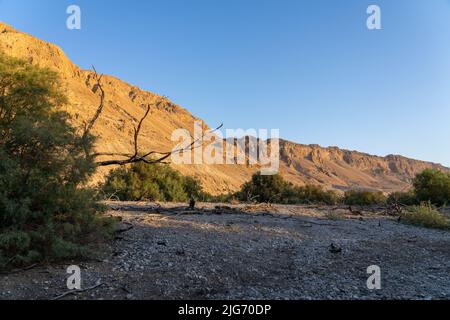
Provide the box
[1,203,449,300]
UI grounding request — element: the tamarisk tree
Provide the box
[0,54,114,269]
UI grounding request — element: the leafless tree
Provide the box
[83,67,222,167]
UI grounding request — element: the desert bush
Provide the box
[200,193,235,203]
[101,162,204,202]
[413,169,450,206]
[0,54,114,270]
[344,190,387,206]
[294,185,340,205]
[236,172,340,205]
[182,176,205,199]
[401,203,449,230]
[387,191,418,206]
[237,173,289,203]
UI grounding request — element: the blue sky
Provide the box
[1,0,450,166]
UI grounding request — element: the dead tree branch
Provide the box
[82,66,105,157]
[132,104,151,159]
[52,281,104,300]
[84,66,223,167]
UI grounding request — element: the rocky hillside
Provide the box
[0,22,447,194]
[278,140,448,192]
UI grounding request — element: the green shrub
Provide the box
[237,173,290,203]
[344,190,387,206]
[387,190,418,206]
[0,53,114,270]
[101,162,205,202]
[294,185,340,205]
[413,169,450,206]
[200,193,234,203]
[236,172,340,205]
[182,176,205,199]
[401,203,449,230]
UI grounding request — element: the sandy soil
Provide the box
[1,202,449,300]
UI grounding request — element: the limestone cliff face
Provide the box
[1,22,447,194]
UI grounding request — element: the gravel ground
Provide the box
[1,202,449,300]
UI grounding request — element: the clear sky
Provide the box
[1,0,450,166]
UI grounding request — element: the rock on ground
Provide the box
[1,203,449,300]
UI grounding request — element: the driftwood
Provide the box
[105,203,342,226]
[348,206,363,216]
[0,263,38,275]
[189,197,196,209]
[52,281,104,300]
[108,203,163,212]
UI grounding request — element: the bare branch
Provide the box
[81,66,105,158]
[95,153,171,167]
[82,66,223,168]
[92,152,135,158]
[94,123,223,167]
[52,281,104,300]
[132,104,151,159]
[83,66,105,139]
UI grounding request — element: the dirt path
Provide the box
[1,203,449,300]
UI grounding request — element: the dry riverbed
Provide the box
[1,202,449,300]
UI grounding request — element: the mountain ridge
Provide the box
[1,21,447,194]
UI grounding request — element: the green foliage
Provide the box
[237,173,288,203]
[401,203,449,230]
[293,184,340,205]
[234,169,450,208]
[198,193,234,203]
[387,190,418,206]
[0,53,114,270]
[413,169,450,206]
[183,176,204,199]
[101,162,205,202]
[344,190,387,206]
[236,172,340,205]
[385,169,450,208]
